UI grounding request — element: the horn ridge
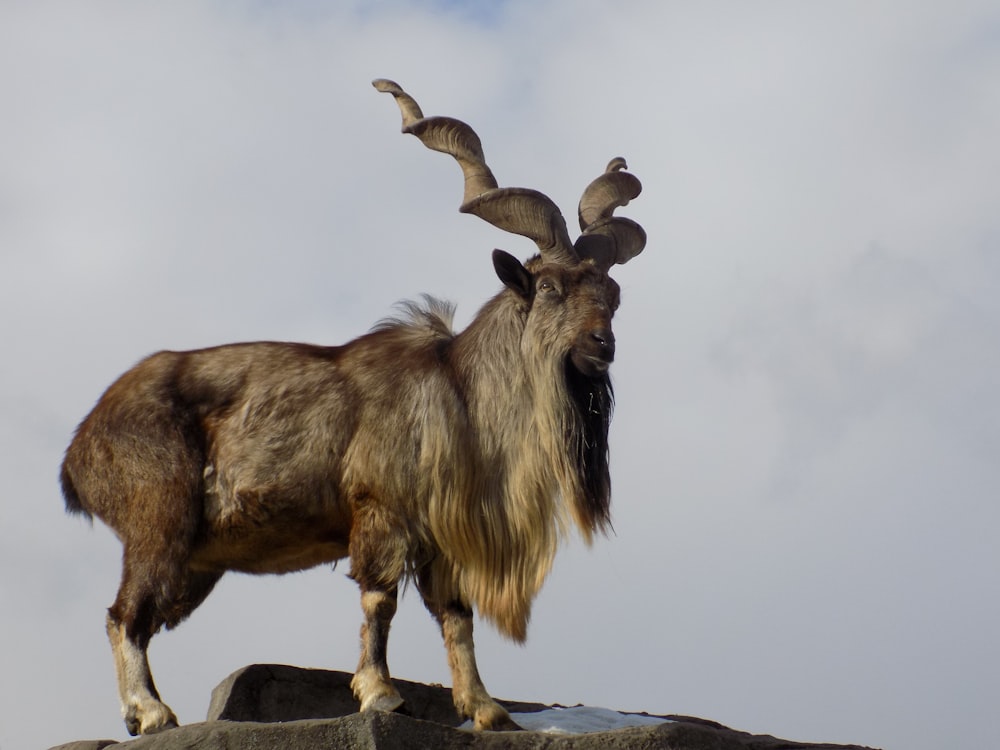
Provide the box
[372,78,424,128]
[402,116,499,204]
[375,79,577,265]
[578,157,642,231]
[574,158,646,269]
[575,217,647,269]
[462,188,576,261]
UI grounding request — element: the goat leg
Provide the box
[106,613,178,735]
[439,601,522,731]
[350,587,404,713]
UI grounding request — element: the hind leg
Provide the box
[107,551,221,735]
[106,610,175,736]
[106,557,176,736]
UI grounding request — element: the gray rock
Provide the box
[50,712,878,750]
[49,664,881,750]
[207,663,550,726]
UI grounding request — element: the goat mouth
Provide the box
[569,351,613,377]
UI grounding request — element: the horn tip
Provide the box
[372,78,402,94]
[606,157,628,173]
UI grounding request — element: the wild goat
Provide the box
[61,79,645,736]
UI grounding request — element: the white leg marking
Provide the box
[351,590,404,714]
[106,616,178,735]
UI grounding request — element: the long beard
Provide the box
[564,359,614,535]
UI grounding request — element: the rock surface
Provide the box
[50,664,881,750]
[208,663,553,725]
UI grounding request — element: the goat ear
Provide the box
[492,249,532,299]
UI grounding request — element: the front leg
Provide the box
[438,602,522,731]
[350,587,405,713]
[348,495,409,714]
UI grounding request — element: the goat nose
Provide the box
[592,329,615,354]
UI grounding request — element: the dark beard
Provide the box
[564,358,614,533]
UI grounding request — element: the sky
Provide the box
[2,2,998,748]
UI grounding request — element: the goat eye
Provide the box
[538,280,554,292]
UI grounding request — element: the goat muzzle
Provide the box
[571,328,616,376]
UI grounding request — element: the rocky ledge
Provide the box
[51,664,880,750]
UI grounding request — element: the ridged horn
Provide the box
[374,79,578,266]
[574,158,646,270]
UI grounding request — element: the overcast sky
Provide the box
[2,2,998,749]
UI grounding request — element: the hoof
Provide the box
[481,714,523,731]
[142,717,179,735]
[472,702,523,731]
[125,716,140,738]
[124,702,179,736]
[363,692,405,713]
[352,667,405,715]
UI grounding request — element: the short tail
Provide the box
[60,462,92,520]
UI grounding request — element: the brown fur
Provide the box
[63,80,642,735]
[62,252,620,733]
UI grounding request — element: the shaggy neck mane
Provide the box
[411,289,614,641]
